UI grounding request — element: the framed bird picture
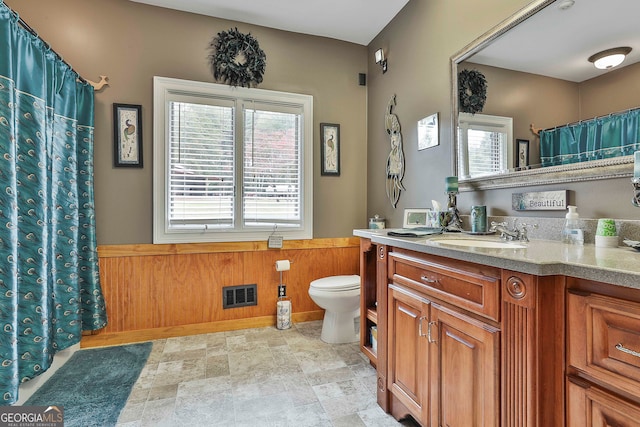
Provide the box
[320,123,340,176]
[113,103,143,168]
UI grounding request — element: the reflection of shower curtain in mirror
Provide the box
[540,108,640,167]
[0,3,108,404]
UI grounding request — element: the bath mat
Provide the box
[24,342,152,427]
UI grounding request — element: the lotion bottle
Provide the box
[562,205,584,245]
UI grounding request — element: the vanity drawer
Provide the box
[567,377,640,427]
[568,291,640,398]
[388,249,500,321]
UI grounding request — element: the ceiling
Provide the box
[469,0,640,83]
[128,0,640,81]
[128,0,410,46]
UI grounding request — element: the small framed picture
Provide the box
[417,113,439,150]
[516,139,529,169]
[113,103,143,168]
[320,123,340,176]
[403,208,429,228]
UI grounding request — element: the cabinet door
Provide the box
[568,378,640,427]
[388,283,430,423]
[430,303,500,427]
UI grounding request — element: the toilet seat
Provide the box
[310,275,360,292]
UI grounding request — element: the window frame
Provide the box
[153,76,313,244]
[457,112,513,179]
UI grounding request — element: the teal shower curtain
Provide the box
[0,2,107,404]
[540,108,640,167]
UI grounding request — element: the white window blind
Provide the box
[169,101,235,228]
[465,128,506,176]
[153,77,313,243]
[243,105,302,228]
[458,113,512,179]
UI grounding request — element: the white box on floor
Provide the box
[371,326,378,354]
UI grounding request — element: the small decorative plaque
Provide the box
[512,190,567,211]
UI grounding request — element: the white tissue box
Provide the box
[427,210,445,228]
[370,326,378,353]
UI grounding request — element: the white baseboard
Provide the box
[14,343,80,406]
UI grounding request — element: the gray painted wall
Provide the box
[367,0,640,228]
[15,0,640,243]
[14,0,369,244]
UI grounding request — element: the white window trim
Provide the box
[153,76,313,244]
[458,112,513,179]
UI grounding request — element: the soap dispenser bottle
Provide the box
[562,205,584,245]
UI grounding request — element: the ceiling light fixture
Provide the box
[588,47,632,70]
[375,48,387,73]
[557,0,575,11]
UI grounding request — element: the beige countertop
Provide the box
[354,229,640,290]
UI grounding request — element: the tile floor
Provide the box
[116,320,419,427]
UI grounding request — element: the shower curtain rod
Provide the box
[530,105,640,137]
[548,106,640,131]
[4,1,88,84]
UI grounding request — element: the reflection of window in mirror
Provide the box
[457,113,512,179]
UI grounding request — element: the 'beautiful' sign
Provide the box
[512,190,567,211]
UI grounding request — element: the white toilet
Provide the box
[308,275,361,344]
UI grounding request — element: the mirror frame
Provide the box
[451,0,634,192]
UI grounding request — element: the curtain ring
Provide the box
[9,9,20,25]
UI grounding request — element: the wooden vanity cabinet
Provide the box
[386,248,501,426]
[359,241,565,427]
[387,282,501,426]
[566,278,640,426]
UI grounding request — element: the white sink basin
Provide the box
[433,238,527,249]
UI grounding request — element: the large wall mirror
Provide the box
[452,0,640,191]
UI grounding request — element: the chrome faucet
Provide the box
[490,219,538,242]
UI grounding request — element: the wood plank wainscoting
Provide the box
[81,238,360,348]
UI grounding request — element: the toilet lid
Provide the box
[310,275,360,291]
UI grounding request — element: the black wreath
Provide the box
[208,28,266,87]
[458,69,487,114]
